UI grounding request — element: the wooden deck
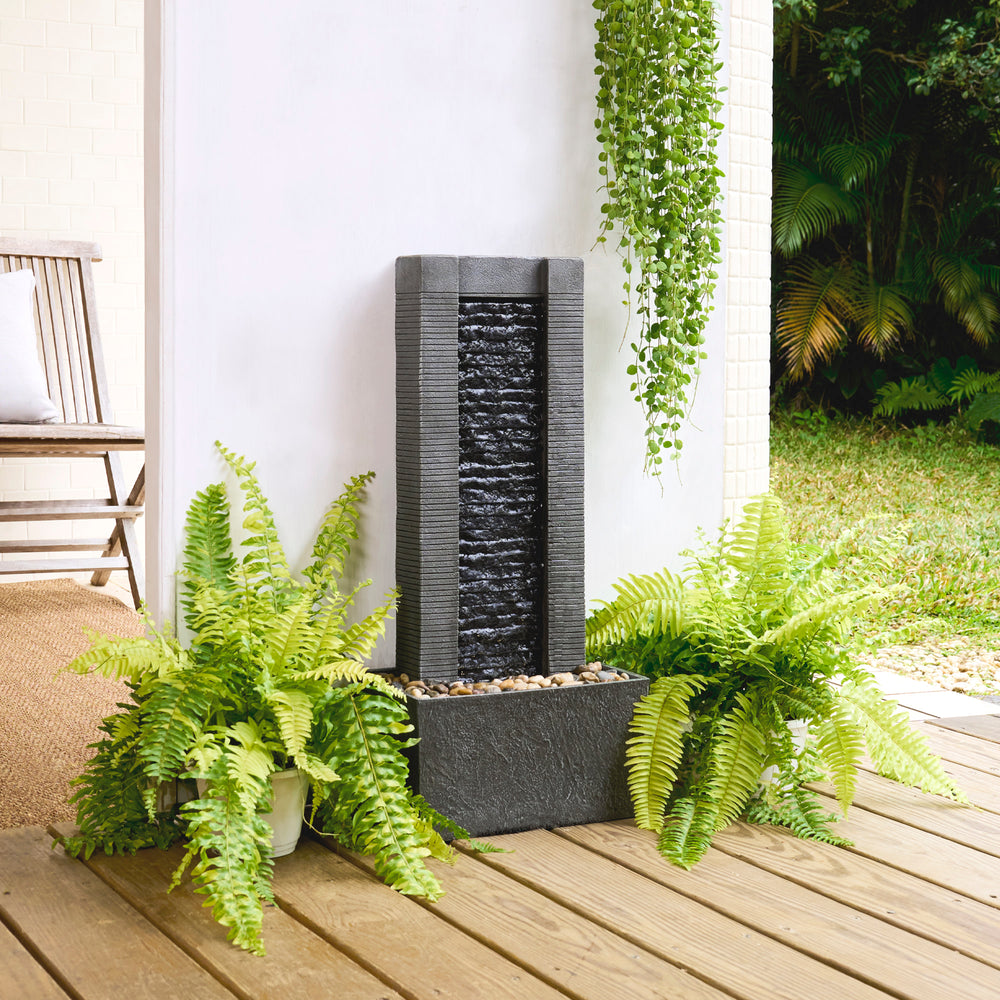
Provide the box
[1,718,998,1000]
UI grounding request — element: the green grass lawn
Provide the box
[770,413,1000,649]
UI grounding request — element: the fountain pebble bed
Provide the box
[383,662,630,698]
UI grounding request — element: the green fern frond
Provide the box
[964,392,1000,432]
[755,586,886,650]
[412,796,508,855]
[585,570,685,653]
[948,367,1000,404]
[216,442,293,608]
[333,591,398,663]
[314,692,442,900]
[746,784,852,846]
[136,664,219,783]
[180,482,236,627]
[263,589,320,672]
[174,752,275,955]
[873,376,948,417]
[64,631,177,683]
[304,471,375,588]
[708,694,768,830]
[626,675,705,831]
[657,794,719,869]
[265,687,314,761]
[813,697,865,814]
[839,677,967,802]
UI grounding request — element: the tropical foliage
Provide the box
[594,0,723,468]
[586,494,965,868]
[873,354,1000,439]
[58,444,476,954]
[773,0,1000,399]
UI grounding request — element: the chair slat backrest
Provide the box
[0,238,110,425]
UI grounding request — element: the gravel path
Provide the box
[858,637,1000,705]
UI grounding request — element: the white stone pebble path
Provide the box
[856,637,1000,704]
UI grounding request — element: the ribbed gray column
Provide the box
[395,256,585,682]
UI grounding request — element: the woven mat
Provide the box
[0,579,144,829]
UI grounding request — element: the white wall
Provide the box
[149,0,770,662]
[0,0,144,577]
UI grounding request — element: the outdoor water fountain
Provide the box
[395,255,648,836]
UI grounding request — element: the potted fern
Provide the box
[58,443,472,954]
[586,494,967,869]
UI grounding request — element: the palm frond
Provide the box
[854,281,914,356]
[930,251,1000,346]
[775,257,854,378]
[773,160,857,256]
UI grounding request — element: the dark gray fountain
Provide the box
[395,255,647,836]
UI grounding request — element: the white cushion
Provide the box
[0,269,59,423]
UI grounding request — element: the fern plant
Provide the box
[57,443,473,954]
[587,494,966,869]
[874,355,1000,441]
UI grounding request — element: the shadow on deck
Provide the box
[1,718,998,1000]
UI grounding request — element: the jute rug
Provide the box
[0,578,144,829]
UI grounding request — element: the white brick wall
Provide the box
[723,0,773,522]
[0,0,144,576]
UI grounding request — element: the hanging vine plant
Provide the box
[594,0,724,469]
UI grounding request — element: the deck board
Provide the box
[713,821,1000,968]
[2,728,999,1000]
[337,839,732,1000]
[558,821,1000,1000]
[53,826,404,1000]
[470,827,891,1000]
[0,826,233,1000]
[810,770,1000,856]
[273,838,569,1000]
[0,921,71,1000]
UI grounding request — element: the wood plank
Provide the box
[0,423,144,442]
[915,723,1000,778]
[558,821,1000,1000]
[0,827,235,1000]
[0,920,72,999]
[0,501,141,521]
[336,840,732,1000]
[0,557,129,574]
[858,754,1000,815]
[471,828,889,1000]
[810,769,1000,857]
[272,838,570,1000]
[927,714,1000,745]
[0,538,110,552]
[809,793,1000,908]
[0,236,101,259]
[713,821,1000,968]
[60,831,404,1000]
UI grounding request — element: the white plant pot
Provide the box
[759,718,809,788]
[263,768,309,857]
[195,767,308,858]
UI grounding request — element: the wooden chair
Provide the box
[0,238,145,608]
